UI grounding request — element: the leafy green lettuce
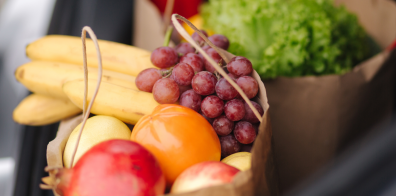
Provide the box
[201,0,372,78]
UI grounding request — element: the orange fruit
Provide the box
[131,104,221,187]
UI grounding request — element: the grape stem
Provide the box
[161,67,173,78]
[214,71,221,81]
[163,26,173,47]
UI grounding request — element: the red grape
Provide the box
[179,53,204,73]
[212,115,234,136]
[208,34,230,50]
[203,48,223,73]
[175,42,195,56]
[227,56,253,77]
[200,111,214,124]
[224,99,246,121]
[178,84,192,95]
[179,89,202,112]
[152,78,180,104]
[227,72,238,80]
[135,68,161,92]
[197,45,211,61]
[236,76,258,99]
[192,30,208,46]
[243,101,264,123]
[234,121,256,144]
[191,71,217,95]
[201,95,224,118]
[172,63,194,86]
[150,46,179,68]
[219,135,241,158]
[215,78,238,100]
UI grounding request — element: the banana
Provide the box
[221,152,252,171]
[15,61,138,99]
[13,94,81,126]
[63,79,160,125]
[26,35,157,76]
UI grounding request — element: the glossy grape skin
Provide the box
[201,95,224,119]
[191,71,217,95]
[227,56,253,77]
[224,99,246,121]
[172,63,195,86]
[203,48,223,73]
[208,34,230,50]
[175,43,195,56]
[212,115,234,136]
[236,76,258,99]
[234,121,256,144]
[151,47,179,69]
[192,30,208,46]
[227,72,238,80]
[243,101,264,123]
[135,68,162,92]
[179,53,204,73]
[152,78,180,104]
[215,78,238,101]
[179,89,202,112]
[220,135,241,158]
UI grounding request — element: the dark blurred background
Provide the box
[0,0,395,196]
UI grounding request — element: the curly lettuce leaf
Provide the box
[201,0,372,78]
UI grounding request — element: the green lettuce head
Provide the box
[201,0,372,78]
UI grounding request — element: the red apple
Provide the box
[170,161,240,193]
[52,139,166,196]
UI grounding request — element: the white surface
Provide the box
[0,0,55,195]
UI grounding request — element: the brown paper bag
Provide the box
[44,16,279,196]
[266,0,396,191]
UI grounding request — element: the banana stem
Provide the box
[163,26,173,47]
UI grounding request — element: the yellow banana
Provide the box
[221,152,252,171]
[26,35,157,76]
[63,79,159,125]
[13,94,81,126]
[15,61,138,99]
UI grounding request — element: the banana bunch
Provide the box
[13,35,159,126]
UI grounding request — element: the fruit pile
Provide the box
[136,30,264,158]
[14,23,262,195]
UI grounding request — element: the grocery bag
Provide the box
[266,0,396,191]
[44,14,279,196]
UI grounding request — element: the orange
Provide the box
[131,104,221,187]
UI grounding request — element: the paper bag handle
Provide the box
[171,14,263,123]
[69,26,103,167]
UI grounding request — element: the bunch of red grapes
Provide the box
[136,30,264,158]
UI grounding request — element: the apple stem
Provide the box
[163,26,173,47]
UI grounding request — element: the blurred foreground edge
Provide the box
[13,0,133,196]
[286,117,396,196]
